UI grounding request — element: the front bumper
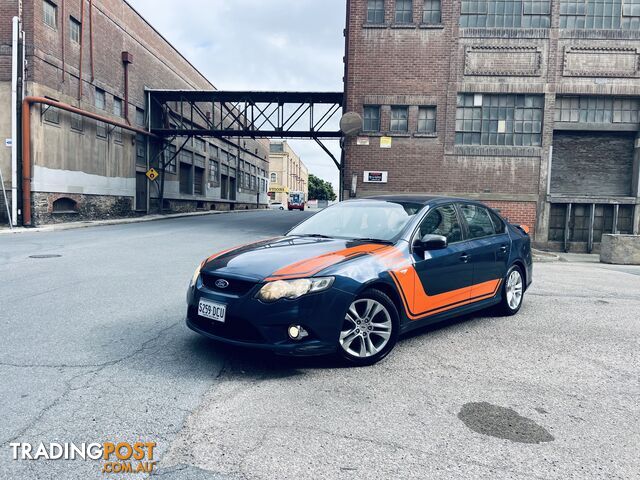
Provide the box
[186,278,355,356]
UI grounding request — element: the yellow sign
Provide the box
[268,184,289,194]
[146,168,159,181]
[380,136,392,149]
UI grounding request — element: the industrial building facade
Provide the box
[268,141,309,205]
[0,0,270,226]
[344,0,640,251]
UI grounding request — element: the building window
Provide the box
[363,106,380,132]
[270,143,284,153]
[270,172,277,183]
[460,0,551,28]
[179,163,193,195]
[42,105,60,124]
[209,159,219,183]
[194,138,206,151]
[165,145,177,173]
[390,106,409,132]
[367,0,385,23]
[69,16,81,43]
[71,112,83,131]
[560,0,640,29]
[210,145,219,159]
[135,135,146,166]
[395,0,413,23]
[455,93,544,146]
[194,167,204,195]
[555,96,640,124]
[417,107,437,133]
[95,88,105,110]
[112,98,123,143]
[423,0,441,24]
[135,107,145,126]
[43,0,57,29]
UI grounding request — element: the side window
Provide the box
[460,204,496,239]
[418,205,462,243]
[489,209,506,234]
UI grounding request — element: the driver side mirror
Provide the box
[414,234,448,253]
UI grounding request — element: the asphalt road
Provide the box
[0,211,638,480]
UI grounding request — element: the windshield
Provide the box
[289,193,303,204]
[288,200,423,241]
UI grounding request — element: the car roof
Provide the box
[361,195,469,206]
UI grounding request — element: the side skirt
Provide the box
[399,294,502,335]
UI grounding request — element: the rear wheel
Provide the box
[497,265,524,316]
[337,289,399,366]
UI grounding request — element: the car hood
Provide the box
[201,236,391,281]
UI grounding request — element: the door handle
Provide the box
[498,245,508,254]
[459,253,470,263]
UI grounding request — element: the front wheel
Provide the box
[497,265,524,316]
[337,289,399,366]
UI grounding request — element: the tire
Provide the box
[497,265,525,316]
[337,289,400,366]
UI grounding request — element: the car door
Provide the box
[456,203,510,300]
[410,204,474,317]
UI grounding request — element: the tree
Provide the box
[308,174,337,201]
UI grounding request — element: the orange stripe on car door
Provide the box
[390,267,501,320]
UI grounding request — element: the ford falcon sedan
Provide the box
[186,196,532,366]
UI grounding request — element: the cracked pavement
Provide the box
[1,211,639,479]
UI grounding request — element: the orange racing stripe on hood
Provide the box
[264,244,392,281]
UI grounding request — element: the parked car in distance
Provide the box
[269,202,285,210]
[186,196,533,366]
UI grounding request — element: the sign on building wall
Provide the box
[364,171,388,183]
[356,137,370,146]
[380,136,392,149]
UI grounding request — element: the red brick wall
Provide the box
[485,200,537,236]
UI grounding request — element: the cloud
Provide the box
[127,0,345,191]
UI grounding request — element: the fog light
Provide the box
[288,325,309,341]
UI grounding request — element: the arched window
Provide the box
[52,197,77,213]
[270,172,277,183]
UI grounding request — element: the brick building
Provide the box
[343,0,640,251]
[268,141,309,204]
[0,0,270,226]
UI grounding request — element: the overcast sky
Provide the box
[127,0,346,190]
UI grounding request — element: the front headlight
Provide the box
[190,260,206,287]
[256,277,334,303]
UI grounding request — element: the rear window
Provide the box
[489,210,506,234]
[459,204,496,239]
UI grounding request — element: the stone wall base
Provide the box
[30,192,270,225]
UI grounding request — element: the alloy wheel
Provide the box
[506,269,523,310]
[339,299,393,358]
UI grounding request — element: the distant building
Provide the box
[0,0,269,226]
[268,141,309,204]
[344,0,640,252]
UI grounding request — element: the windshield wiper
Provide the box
[294,234,333,239]
[352,237,393,244]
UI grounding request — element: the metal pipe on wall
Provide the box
[61,0,65,82]
[89,0,94,81]
[10,17,20,227]
[21,97,157,226]
[78,0,85,99]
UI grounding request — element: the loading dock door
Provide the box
[550,131,635,196]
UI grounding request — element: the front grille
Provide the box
[201,273,257,296]
[190,309,265,343]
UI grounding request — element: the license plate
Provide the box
[198,299,226,323]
